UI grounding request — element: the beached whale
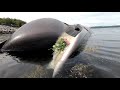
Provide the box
[0,18,92,77]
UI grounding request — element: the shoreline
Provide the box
[0,25,18,34]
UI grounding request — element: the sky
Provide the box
[0,12,120,27]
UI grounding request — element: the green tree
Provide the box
[0,18,26,27]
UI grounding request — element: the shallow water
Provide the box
[55,27,120,78]
[76,27,120,78]
[0,27,120,78]
[0,34,53,78]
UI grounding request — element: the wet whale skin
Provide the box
[1,18,68,52]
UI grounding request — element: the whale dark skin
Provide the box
[1,18,68,53]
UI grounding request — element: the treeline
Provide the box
[0,18,26,27]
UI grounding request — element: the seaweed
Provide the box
[52,38,69,52]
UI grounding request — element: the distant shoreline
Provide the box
[91,25,120,28]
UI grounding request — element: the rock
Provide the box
[0,25,18,34]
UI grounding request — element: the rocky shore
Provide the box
[0,25,18,34]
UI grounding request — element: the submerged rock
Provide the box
[69,64,94,78]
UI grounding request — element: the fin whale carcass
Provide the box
[1,18,68,52]
[0,18,92,78]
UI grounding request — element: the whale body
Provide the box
[1,18,68,52]
[0,18,92,78]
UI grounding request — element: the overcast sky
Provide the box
[0,12,120,27]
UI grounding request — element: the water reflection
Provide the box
[6,50,53,65]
